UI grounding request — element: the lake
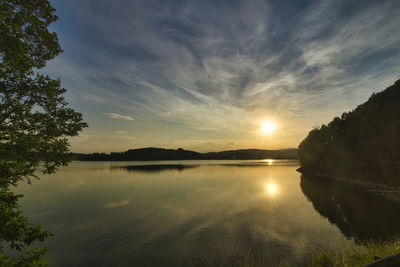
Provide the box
[14,160,400,266]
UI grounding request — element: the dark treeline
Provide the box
[298,79,400,183]
[75,147,298,161]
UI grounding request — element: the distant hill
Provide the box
[74,147,298,161]
[298,79,400,184]
[203,148,298,160]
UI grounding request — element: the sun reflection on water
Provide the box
[262,159,274,165]
[266,181,278,196]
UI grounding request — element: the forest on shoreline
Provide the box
[298,79,400,184]
[74,147,298,161]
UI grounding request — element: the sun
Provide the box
[261,121,276,134]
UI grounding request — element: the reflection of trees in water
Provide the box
[111,164,198,173]
[111,162,298,173]
[300,174,400,242]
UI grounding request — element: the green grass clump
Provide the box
[309,239,400,267]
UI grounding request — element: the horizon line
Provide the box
[72,146,298,155]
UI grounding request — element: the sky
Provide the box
[45,0,400,153]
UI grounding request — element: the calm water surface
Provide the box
[15,160,400,266]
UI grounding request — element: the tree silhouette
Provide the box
[0,0,87,264]
[298,79,400,183]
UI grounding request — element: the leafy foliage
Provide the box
[1,0,87,185]
[0,0,87,265]
[0,187,51,266]
[298,79,400,183]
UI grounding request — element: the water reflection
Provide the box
[111,162,299,174]
[15,160,353,267]
[103,198,130,209]
[261,159,274,165]
[266,181,278,196]
[300,174,400,241]
[112,164,198,173]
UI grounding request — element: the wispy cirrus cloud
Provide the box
[114,130,127,135]
[102,112,134,121]
[46,0,400,152]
